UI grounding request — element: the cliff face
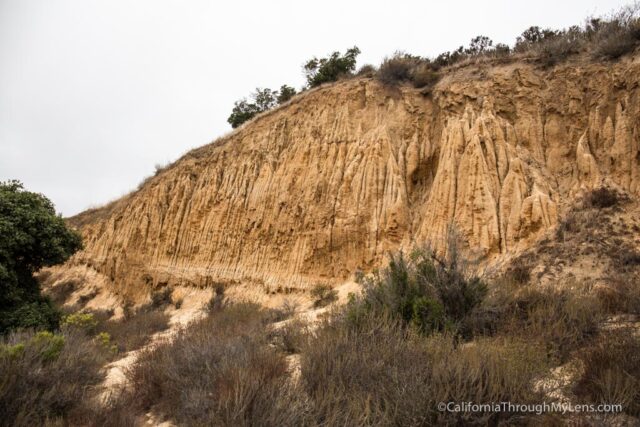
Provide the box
[67,57,640,295]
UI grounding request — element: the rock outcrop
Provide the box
[66,56,640,296]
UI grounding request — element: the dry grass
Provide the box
[97,308,169,353]
[310,284,338,308]
[482,282,603,362]
[575,328,640,416]
[300,314,549,425]
[377,53,440,90]
[0,327,107,426]
[115,302,301,426]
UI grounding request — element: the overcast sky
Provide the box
[0,0,630,216]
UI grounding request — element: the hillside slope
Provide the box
[63,55,640,298]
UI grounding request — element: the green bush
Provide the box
[30,331,65,361]
[0,180,82,334]
[348,245,486,336]
[411,296,445,333]
[303,46,360,87]
[227,86,295,128]
[62,312,98,332]
[276,84,297,104]
[465,35,493,55]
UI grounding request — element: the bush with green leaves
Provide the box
[0,180,82,334]
[227,86,297,128]
[303,46,360,87]
[276,84,297,104]
[348,244,487,335]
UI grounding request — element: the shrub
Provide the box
[268,299,297,322]
[0,328,106,426]
[575,329,640,416]
[591,4,640,59]
[585,186,622,209]
[504,256,532,284]
[61,312,98,333]
[300,314,548,425]
[303,46,360,87]
[433,46,466,68]
[409,63,440,89]
[488,284,602,362]
[356,63,376,76]
[227,86,296,128]
[514,26,560,52]
[149,286,173,308]
[46,279,79,305]
[493,43,511,56]
[377,54,415,85]
[348,246,486,336]
[536,26,584,67]
[465,35,493,55]
[377,53,440,89]
[270,318,308,354]
[207,282,226,312]
[122,302,302,426]
[227,92,267,129]
[276,84,297,104]
[310,284,338,308]
[97,308,169,353]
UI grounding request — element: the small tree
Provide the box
[227,99,260,129]
[253,88,278,111]
[227,87,298,128]
[276,85,297,104]
[465,35,494,55]
[514,26,559,52]
[303,46,360,88]
[0,180,82,333]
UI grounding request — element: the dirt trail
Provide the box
[99,287,213,400]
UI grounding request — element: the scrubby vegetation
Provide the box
[303,46,361,88]
[96,307,169,353]
[0,326,108,426]
[300,316,549,425]
[7,229,640,424]
[310,283,338,308]
[575,328,640,416]
[0,180,82,334]
[347,245,486,335]
[92,224,640,425]
[377,53,440,90]
[0,302,172,426]
[226,4,640,129]
[227,85,299,128]
[111,302,297,426]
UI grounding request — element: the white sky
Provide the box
[0,0,630,216]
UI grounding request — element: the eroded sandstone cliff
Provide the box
[65,56,640,296]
